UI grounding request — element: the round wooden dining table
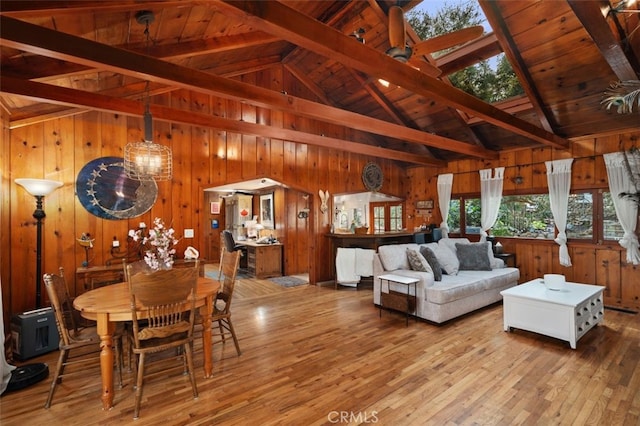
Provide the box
[73,276,220,410]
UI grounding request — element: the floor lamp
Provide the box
[15,178,63,308]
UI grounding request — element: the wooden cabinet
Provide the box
[240,242,282,279]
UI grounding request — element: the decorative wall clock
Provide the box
[362,162,383,192]
[76,156,157,220]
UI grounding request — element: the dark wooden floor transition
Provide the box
[1,274,639,425]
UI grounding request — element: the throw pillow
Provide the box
[436,240,460,275]
[419,246,442,281]
[455,242,492,271]
[485,241,504,269]
[378,244,414,271]
[406,248,433,274]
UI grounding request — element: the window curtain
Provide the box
[437,174,453,238]
[604,152,640,264]
[479,167,505,242]
[546,158,573,267]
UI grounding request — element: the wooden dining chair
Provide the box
[125,260,200,420]
[212,249,242,356]
[43,267,123,408]
[220,230,245,277]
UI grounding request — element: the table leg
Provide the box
[96,313,115,410]
[200,295,214,378]
[406,290,409,326]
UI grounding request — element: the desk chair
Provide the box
[125,261,200,419]
[221,229,246,273]
[43,268,123,408]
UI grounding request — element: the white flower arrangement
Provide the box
[129,217,179,270]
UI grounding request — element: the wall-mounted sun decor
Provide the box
[76,156,158,220]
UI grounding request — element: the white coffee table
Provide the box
[500,278,605,349]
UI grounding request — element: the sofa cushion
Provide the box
[456,242,492,271]
[378,243,419,271]
[419,246,442,281]
[425,268,519,304]
[436,240,460,275]
[406,248,433,273]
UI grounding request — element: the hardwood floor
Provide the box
[2,275,639,425]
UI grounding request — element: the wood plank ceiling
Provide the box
[1,0,638,167]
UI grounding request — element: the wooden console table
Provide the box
[76,260,206,293]
[76,264,125,292]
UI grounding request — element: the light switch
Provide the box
[184,229,194,238]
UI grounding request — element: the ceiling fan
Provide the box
[385,4,483,74]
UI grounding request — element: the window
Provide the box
[371,202,404,233]
[390,204,403,232]
[372,205,385,234]
[603,191,625,241]
[566,192,592,240]
[448,190,622,243]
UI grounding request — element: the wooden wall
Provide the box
[1,65,406,322]
[406,131,640,311]
[3,62,638,323]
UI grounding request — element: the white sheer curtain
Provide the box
[546,158,573,266]
[437,174,453,238]
[604,152,640,264]
[479,167,505,242]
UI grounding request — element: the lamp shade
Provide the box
[15,178,63,196]
[124,141,173,181]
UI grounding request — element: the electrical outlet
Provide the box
[184,229,194,238]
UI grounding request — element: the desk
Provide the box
[236,241,282,278]
[73,277,220,410]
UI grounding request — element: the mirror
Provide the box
[332,191,402,233]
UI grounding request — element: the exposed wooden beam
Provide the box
[128,32,281,61]
[7,81,174,129]
[0,14,497,159]
[283,64,334,106]
[1,32,280,81]
[436,33,503,76]
[0,76,444,167]
[567,0,639,81]
[465,95,534,125]
[347,70,440,159]
[479,0,557,135]
[218,0,569,150]
[0,1,187,16]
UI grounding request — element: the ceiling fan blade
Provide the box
[407,57,442,78]
[412,25,484,56]
[388,5,406,49]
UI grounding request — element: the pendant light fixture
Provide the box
[124,10,172,181]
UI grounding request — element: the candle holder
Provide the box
[77,233,95,267]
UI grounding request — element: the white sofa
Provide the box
[373,238,519,324]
